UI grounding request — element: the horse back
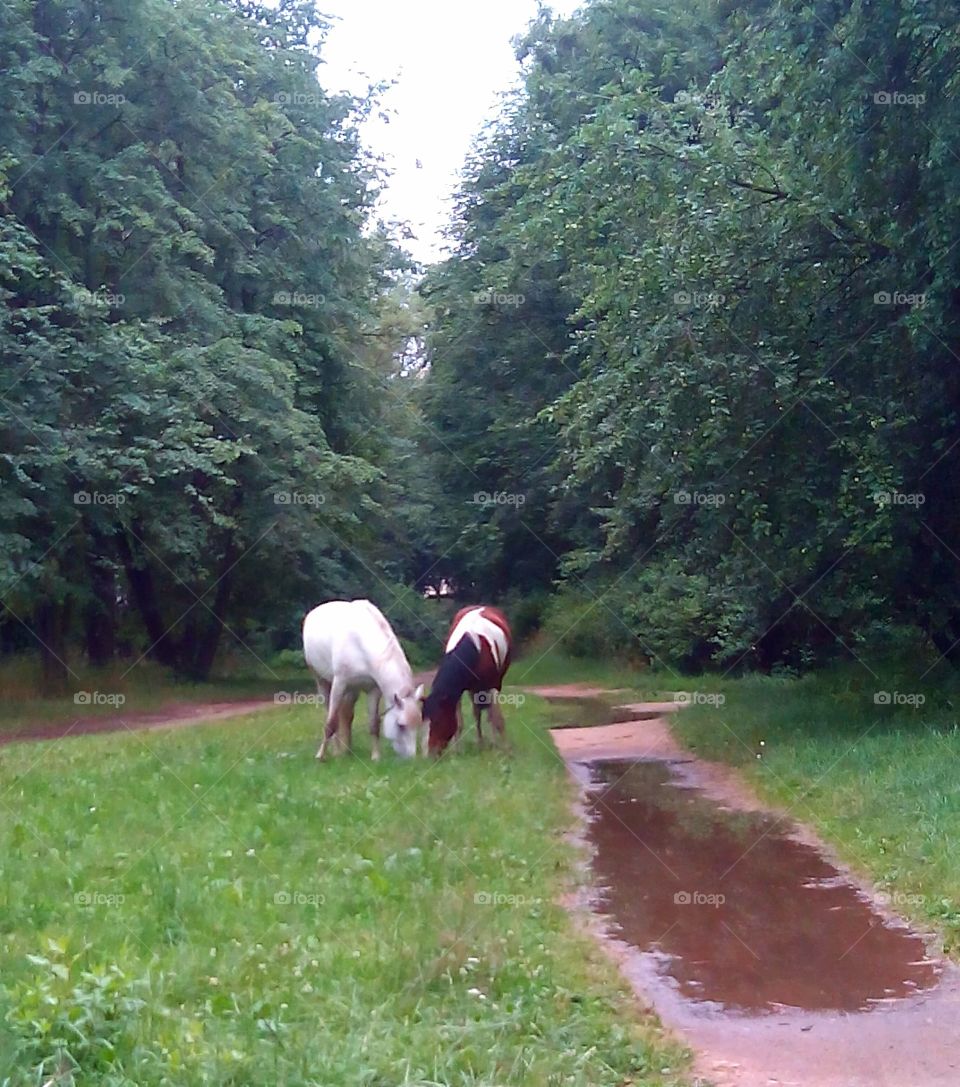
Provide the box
[303,599,405,684]
[445,605,512,690]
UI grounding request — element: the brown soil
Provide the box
[522,683,629,698]
[4,670,441,749]
[0,699,277,747]
[546,686,960,1087]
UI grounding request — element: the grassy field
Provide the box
[0,662,689,1087]
[670,660,960,955]
[12,639,960,1085]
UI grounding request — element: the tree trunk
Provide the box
[83,534,117,667]
[180,552,236,680]
[115,526,180,669]
[34,598,70,694]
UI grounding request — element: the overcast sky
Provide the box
[318,1,581,265]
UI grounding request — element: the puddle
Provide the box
[545,697,644,729]
[586,758,940,1014]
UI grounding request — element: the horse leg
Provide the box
[369,690,382,762]
[488,695,508,749]
[316,677,346,760]
[473,694,485,748]
[339,691,358,756]
[313,677,331,724]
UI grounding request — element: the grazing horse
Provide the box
[422,605,512,755]
[302,599,424,761]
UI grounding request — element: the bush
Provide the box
[540,563,725,669]
[539,587,630,661]
[498,588,551,646]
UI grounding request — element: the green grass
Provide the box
[670,661,960,954]
[0,678,690,1087]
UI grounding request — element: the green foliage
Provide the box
[540,588,628,662]
[0,0,425,681]
[3,941,149,1083]
[423,0,960,671]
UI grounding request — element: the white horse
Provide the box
[302,599,424,761]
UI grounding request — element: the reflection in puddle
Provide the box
[587,758,939,1013]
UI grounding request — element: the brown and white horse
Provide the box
[422,605,512,755]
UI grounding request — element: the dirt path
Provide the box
[0,699,280,747]
[548,687,960,1087]
[0,669,448,748]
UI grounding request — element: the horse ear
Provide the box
[393,692,402,709]
[414,683,425,701]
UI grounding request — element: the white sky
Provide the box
[317,1,581,265]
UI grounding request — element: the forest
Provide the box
[2,0,959,684]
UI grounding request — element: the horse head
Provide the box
[382,684,424,758]
[421,690,459,756]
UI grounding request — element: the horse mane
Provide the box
[352,599,412,689]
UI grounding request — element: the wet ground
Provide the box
[550,692,960,1087]
[589,758,938,1013]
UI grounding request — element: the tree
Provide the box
[0,0,414,681]
[423,0,960,670]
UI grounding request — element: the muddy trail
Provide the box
[549,693,960,1087]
